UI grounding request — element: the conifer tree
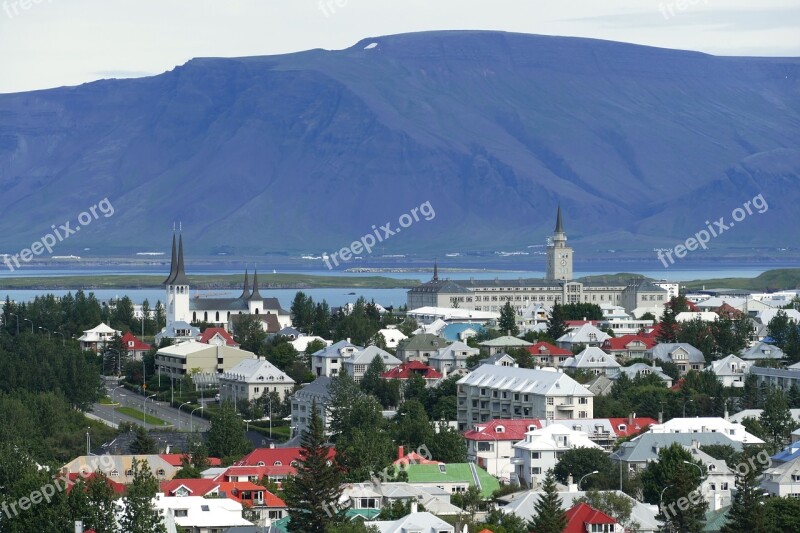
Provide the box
[529,469,566,533]
[119,459,167,533]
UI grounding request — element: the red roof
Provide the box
[160,478,219,497]
[563,503,618,533]
[607,417,658,437]
[198,327,240,347]
[159,453,223,467]
[239,446,336,468]
[602,335,656,351]
[394,452,440,466]
[381,361,443,380]
[216,481,285,507]
[66,473,126,494]
[120,332,151,352]
[671,377,686,391]
[527,341,572,356]
[463,419,543,442]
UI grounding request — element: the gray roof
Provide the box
[740,342,786,360]
[561,347,621,370]
[293,376,333,402]
[616,363,672,382]
[479,336,532,347]
[346,346,402,366]
[647,343,705,364]
[614,432,742,464]
[221,357,294,385]
[586,374,615,396]
[457,364,593,397]
[312,340,364,359]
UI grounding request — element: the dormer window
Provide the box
[495,426,505,434]
[274,461,282,466]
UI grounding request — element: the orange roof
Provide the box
[121,332,151,351]
[381,361,442,380]
[239,446,336,468]
[602,335,656,351]
[527,341,572,356]
[159,453,222,467]
[66,473,126,494]
[394,452,440,466]
[198,327,239,347]
[160,478,219,497]
[563,503,618,533]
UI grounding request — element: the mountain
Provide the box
[0,31,798,258]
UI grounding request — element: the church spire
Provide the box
[171,232,190,286]
[239,268,251,300]
[249,269,263,301]
[555,205,564,234]
[433,258,439,282]
[163,231,178,285]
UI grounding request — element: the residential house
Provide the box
[427,341,479,375]
[546,416,657,450]
[471,352,517,369]
[396,334,451,363]
[526,341,573,368]
[601,335,655,362]
[381,361,443,387]
[456,364,594,430]
[563,503,622,533]
[338,483,462,517]
[464,419,542,480]
[120,331,152,360]
[404,463,500,498]
[78,323,121,352]
[740,342,786,362]
[556,324,610,350]
[371,510,455,533]
[62,454,179,484]
[761,456,800,497]
[310,340,363,378]
[613,433,743,475]
[342,346,402,383]
[706,354,752,387]
[375,327,408,349]
[290,377,333,436]
[646,417,764,444]
[197,327,239,347]
[478,336,533,356]
[646,343,705,375]
[560,347,622,377]
[219,357,295,404]
[152,494,252,532]
[614,363,673,387]
[440,323,485,342]
[155,341,258,387]
[513,424,601,487]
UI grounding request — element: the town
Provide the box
[1,208,799,533]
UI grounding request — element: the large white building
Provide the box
[155,341,257,386]
[218,357,295,404]
[513,424,600,487]
[455,365,594,431]
[646,417,764,444]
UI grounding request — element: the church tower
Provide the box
[546,206,573,281]
[164,231,191,330]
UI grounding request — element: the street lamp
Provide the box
[110,385,125,428]
[38,326,51,340]
[660,484,673,526]
[190,406,203,433]
[8,312,19,335]
[683,460,705,486]
[22,318,33,334]
[144,393,157,426]
[578,470,599,491]
[52,330,66,345]
[683,399,693,418]
[179,402,191,430]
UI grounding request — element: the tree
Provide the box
[547,304,568,341]
[553,447,614,490]
[640,443,706,532]
[657,305,680,343]
[129,426,157,454]
[206,401,251,460]
[291,292,316,332]
[576,490,639,532]
[326,523,381,533]
[360,354,387,396]
[530,469,567,533]
[481,509,530,533]
[760,387,793,451]
[67,472,118,533]
[335,395,394,483]
[393,399,433,451]
[120,459,167,533]
[453,485,483,525]
[499,302,519,336]
[232,314,267,354]
[284,401,344,533]
[763,496,800,532]
[428,421,468,464]
[305,338,327,356]
[721,446,769,533]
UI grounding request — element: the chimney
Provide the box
[410,499,418,514]
[658,411,663,424]
[398,445,404,461]
[628,413,634,426]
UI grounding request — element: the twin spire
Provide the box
[163,230,189,286]
[238,267,262,301]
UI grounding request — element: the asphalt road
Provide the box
[91,385,211,432]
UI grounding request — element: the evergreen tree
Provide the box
[68,472,118,533]
[760,387,793,450]
[641,443,706,532]
[428,421,468,463]
[284,401,344,533]
[120,458,167,533]
[206,401,251,460]
[499,302,519,336]
[360,354,386,396]
[530,469,567,533]
[657,305,680,343]
[129,426,157,454]
[720,446,769,533]
[547,304,568,341]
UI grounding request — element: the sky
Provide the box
[1,0,799,94]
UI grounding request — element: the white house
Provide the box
[428,341,480,374]
[78,323,121,352]
[761,456,800,497]
[560,347,621,377]
[342,345,402,383]
[706,354,752,387]
[310,340,363,378]
[646,417,764,444]
[375,327,408,349]
[372,510,454,533]
[646,343,705,376]
[218,357,295,404]
[151,494,252,532]
[513,424,600,487]
[556,323,610,350]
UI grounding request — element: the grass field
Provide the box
[115,406,169,426]
[681,268,800,291]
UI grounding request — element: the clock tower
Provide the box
[546,206,573,281]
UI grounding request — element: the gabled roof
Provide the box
[478,336,532,347]
[602,335,656,351]
[557,323,610,344]
[561,347,621,370]
[706,354,752,375]
[564,503,618,533]
[614,433,742,463]
[457,364,593,397]
[161,478,219,497]
[647,343,705,363]
[430,341,479,361]
[346,346,401,366]
[616,363,672,383]
[239,446,335,467]
[120,331,151,351]
[740,342,786,360]
[221,357,295,385]
[397,334,450,352]
[66,473,127,495]
[463,419,542,442]
[292,377,333,402]
[381,361,443,380]
[83,322,119,335]
[527,341,572,356]
[198,327,239,347]
[312,340,364,359]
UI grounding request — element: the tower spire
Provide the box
[250,269,262,300]
[171,232,190,286]
[163,230,178,285]
[240,268,251,299]
[433,258,439,282]
[555,205,564,234]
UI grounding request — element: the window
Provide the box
[156,469,165,477]
[110,469,119,477]
[175,509,188,518]
[274,461,282,466]
[478,442,493,452]
[530,467,542,475]
[125,469,134,477]
[530,452,540,459]
[547,398,554,405]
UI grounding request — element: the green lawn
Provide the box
[115,406,169,426]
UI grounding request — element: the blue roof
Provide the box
[772,442,800,463]
[441,323,485,341]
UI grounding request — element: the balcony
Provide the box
[556,403,575,411]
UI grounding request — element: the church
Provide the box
[407,208,668,314]
[155,232,291,344]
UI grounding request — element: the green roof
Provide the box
[703,506,731,532]
[404,463,500,498]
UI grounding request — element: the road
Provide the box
[91,385,211,432]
